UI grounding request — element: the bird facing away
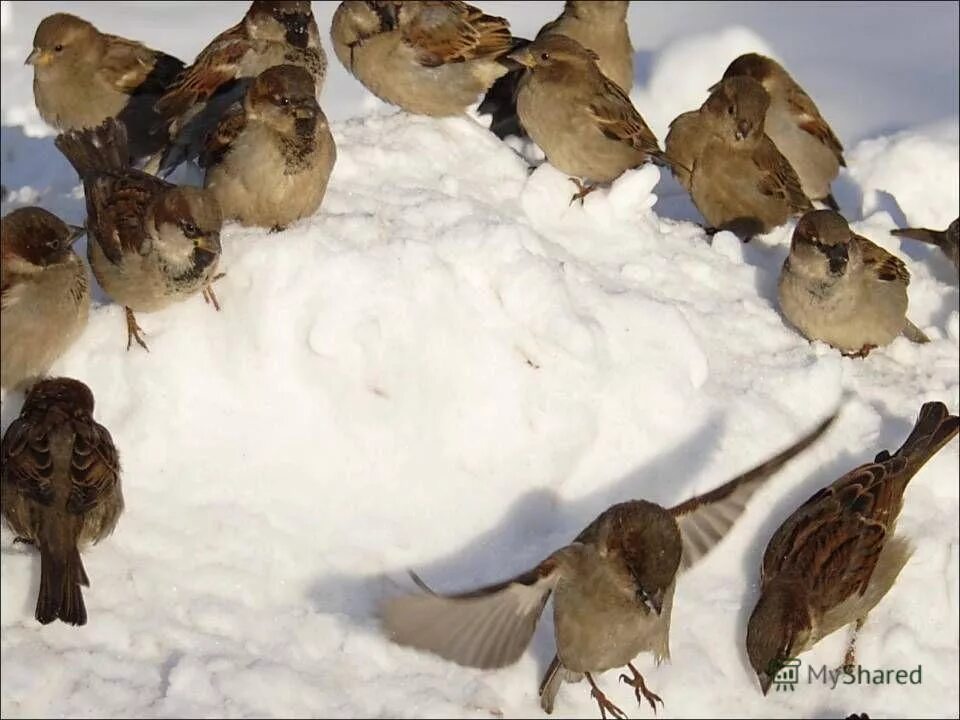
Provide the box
[382,412,837,719]
[716,53,845,210]
[55,118,223,352]
[665,75,813,239]
[1,377,124,626]
[26,12,184,161]
[480,1,634,140]
[747,401,959,694]
[329,0,518,117]
[778,210,929,357]
[1,207,90,390]
[892,217,959,275]
[510,34,663,205]
[200,64,337,231]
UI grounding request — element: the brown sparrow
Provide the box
[2,377,124,626]
[1,207,90,390]
[26,13,184,160]
[55,118,223,352]
[747,401,959,694]
[383,412,836,718]
[779,210,929,356]
[200,64,337,231]
[892,217,959,274]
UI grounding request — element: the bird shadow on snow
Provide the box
[308,411,732,675]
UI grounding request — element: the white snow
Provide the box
[1,1,958,718]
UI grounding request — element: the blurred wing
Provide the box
[672,411,837,570]
[381,551,569,669]
[588,75,662,160]
[400,0,514,67]
[1,415,55,507]
[857,235,910,285]
[753,136,813,214]
[67,420,121,516]
[785,85,845,167]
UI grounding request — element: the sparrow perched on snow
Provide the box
[55,118,223,352]
[747,401,959,694]
[383,413,836,718]
[481,1,634,140]
[2,377,124,626]
[330,0,518,117]
[1,208,90,390]
[779,210,929,356]
[200,64,337,231]
[715,53,845,210]
[25,13,184,161]
[892,217,959,274]
[153,1,326,173]
[665,76,813,238]
[509,34,663,205]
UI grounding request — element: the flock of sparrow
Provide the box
[0,2,958,718]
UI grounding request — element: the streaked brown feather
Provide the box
[856,234,910,285]
[400,0,513,67]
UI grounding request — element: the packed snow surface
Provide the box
[1,1,958,718]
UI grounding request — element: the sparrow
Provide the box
[1,377,124,626]
[382,412,837,718]
[1,208,90,390]
[509,34,663,205]
[892,217,959,274]
[480,1,634,140]
[778,210,929,357]
[330,0,519,117]
[152,1,326,173]
[26,13,184,161]
[200,64,337,231]
[715,53,845,210]
[666,76,813,239]
[747,401,959,694]
[55,118,223,352]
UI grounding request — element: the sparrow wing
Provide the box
[1,413,57,507]
[399,0,514,67]
[785,84,845,167]
[67,419,121,519]
[753,136,813,214]
[856,234,911,285]
[588,74,663,161]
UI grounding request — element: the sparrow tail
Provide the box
[55,118,131,180]
[893,401,959,474]
[901,318,930,345]
[538,654,583,714]
[36,544,88,626]
[891,227,946,249]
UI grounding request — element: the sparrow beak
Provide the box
[293,99,319,121]
[507,47,536,69]
[758,672,772,696]
[826,243,849,275]
[67,225,86,245]
[707,80,720,93]
[284,15,310,48]
[25,48,49,66]
[735,119,751,141]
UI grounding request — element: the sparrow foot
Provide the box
[569,178,598,206]
[585,673,627,720]
[125,307,149,352]
[620,663,663,713]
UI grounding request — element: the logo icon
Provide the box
[769,658,802,692]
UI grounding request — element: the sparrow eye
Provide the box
[727,105,735,115]
[180,221,201,238]
[276,95,291,106]
[54,44,64,52]
[540,52,550,61]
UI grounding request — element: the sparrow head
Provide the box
[716,52,786,94]
[22,377,96,418]
[746,578,813,696]
[615,501,683,616]
[27,13,102,75]
[247,64,321,136]
[1,207,84,272]
[152,187,222,273]
[564,1,630,21]
[245,1,318,49]
[703,76,770,143]
[508,35,600,76]
[791,210,858,279]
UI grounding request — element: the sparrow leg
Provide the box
[568,178,597,206]
[125,307,150,352]
[584,673,627,720]
[202,272,227,312]
[619,662,663,713]
[841,617,866,671]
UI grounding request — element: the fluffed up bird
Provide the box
[2,377,124,627]
[779,210,929,356]
[25,13,184,161]
[892,217,959,274]
[509,34,664,206]
[330,0,519,117]
[665,75,813,239]
[2,208,90,390]
[200,64,337,231]
[480,1,634,141]
[747,401,959,694]
[382,412,837,719]
[715,53,845,210]
[55,118,223,352]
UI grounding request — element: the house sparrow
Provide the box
[382,412,837,718]
[1,377,124,626]
[1,208,90,390]
[153,1,326,173]
[779,210,929,356]
[26,13,184,161]
[509,35,663,205]
[715,53,845,210]
[200,64,336,231]
[666,76,813,239]
[330,0,518,117]
[747,401,959,694]
[480,1,634,140]
[55,118,223,352]
[891,217,959,273]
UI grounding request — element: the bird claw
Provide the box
[125,307,149,352]
[619,664,663,714]
[202,285,222,312]
[585,673,628,720]
[568,178,597,206]
[843,344,876,359]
